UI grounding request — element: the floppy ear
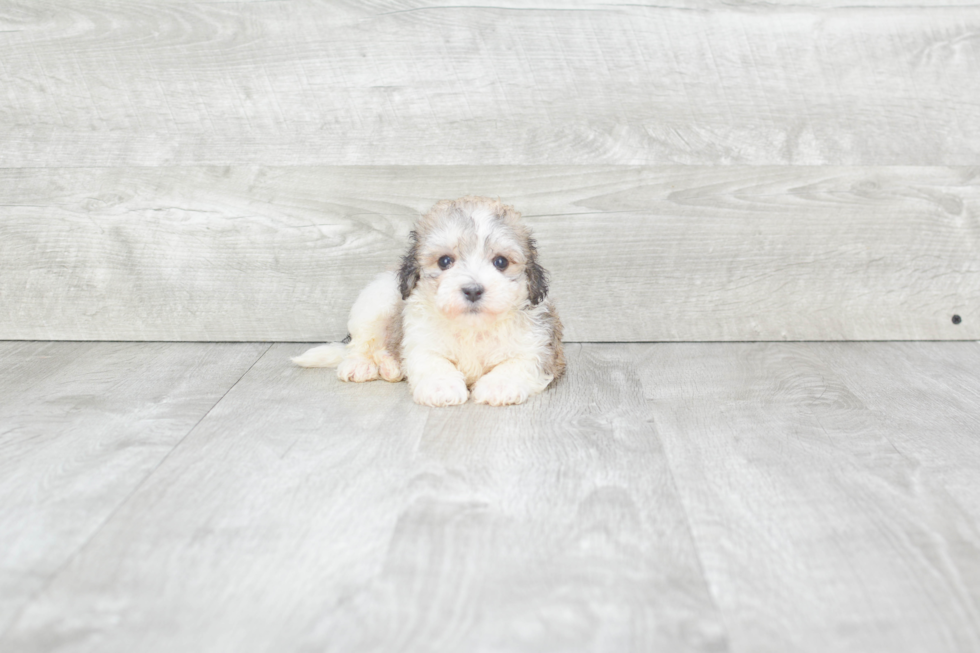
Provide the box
[398,231,421,300]
[525,238,549,305]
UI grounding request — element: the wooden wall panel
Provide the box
[1,0,978,167]
[2,166,976,341]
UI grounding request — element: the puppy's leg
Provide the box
[336,270,404,383]
[471,358,553,406]
[404,351,469,406]
[373,348,403,383]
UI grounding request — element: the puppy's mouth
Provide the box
[444,304,484,318]
[436,284,505,319]
[443,301,497,319]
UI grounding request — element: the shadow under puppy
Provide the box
[293,196,564,406]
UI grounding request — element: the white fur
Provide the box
[290,343,346,368]
[293,271,404,382]
[293,197,563,407]
[400,295,554,406]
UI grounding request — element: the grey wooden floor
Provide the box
[2,341,979,653]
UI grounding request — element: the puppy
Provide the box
[292,196,564,406]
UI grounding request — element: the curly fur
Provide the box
[293,196,564,407]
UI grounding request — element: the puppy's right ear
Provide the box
[398,231,421,299]
[525,236,549,305]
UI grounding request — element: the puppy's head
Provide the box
[398,197,548,320]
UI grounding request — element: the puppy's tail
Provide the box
[291,342,347,368]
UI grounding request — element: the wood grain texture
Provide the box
[2,0,979,166]
[637,342,980,653]
[1,165,976,341]
[0,344,727,653]
[4,342,980,652]
[819,342,980,525]
[0,341,268,636]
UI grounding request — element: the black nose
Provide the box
[462,284,484,303]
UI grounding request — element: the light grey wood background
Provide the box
[2,0,978,340]
[0,341,270,637]
[2,166,976,341]
[3,0,979,167]
[3,341,979,652]
[4,5,979,649]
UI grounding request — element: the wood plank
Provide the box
[1,166,976,341]
[2,1,978,167]
[0,344,727,653]
[0,341,268,636]
[637,342,980,653]
[818,342,980,524]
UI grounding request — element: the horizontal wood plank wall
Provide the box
[1,1,978,341]
[1,166,976,341]
[2,1,979,166]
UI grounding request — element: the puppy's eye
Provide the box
[492,255,509,271]
[437,255,454,270]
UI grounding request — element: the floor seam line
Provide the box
[643,397,737,651]
[0,342,272,642]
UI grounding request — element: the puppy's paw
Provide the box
[412,376,468,407]
[337,356,380,383]
[374,350,403,383]
[471,375,530,406]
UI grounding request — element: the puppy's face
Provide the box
[399,197,548,321]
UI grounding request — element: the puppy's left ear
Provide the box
[525,238,549,305]
[398,231,421,300]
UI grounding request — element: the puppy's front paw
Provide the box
[412,376,468,407]
[337,356,379,383]
[374,350,403,383]
[471,375,530,406]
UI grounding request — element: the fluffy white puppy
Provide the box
[292,196,564,406]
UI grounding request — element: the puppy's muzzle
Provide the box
[461,284,484,303]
